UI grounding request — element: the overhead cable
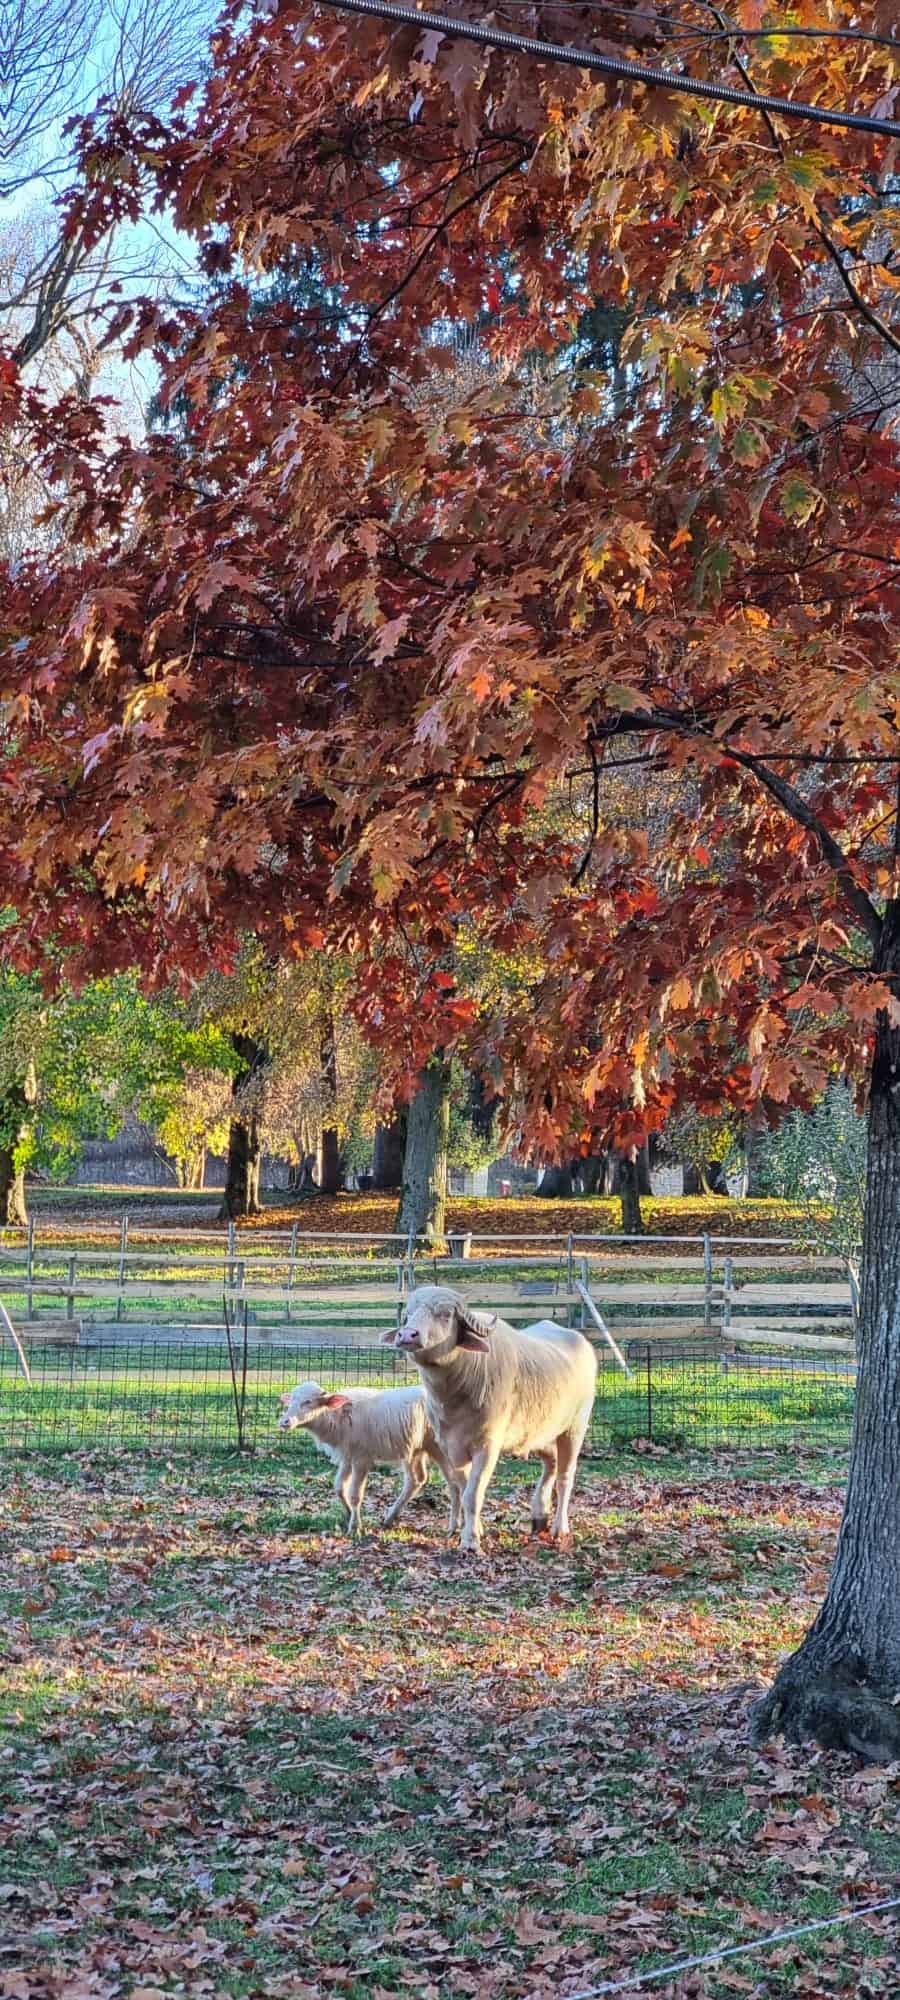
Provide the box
[470,2,900,53]
[317,0,900,138]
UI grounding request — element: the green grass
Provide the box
[0,1338,855,1460]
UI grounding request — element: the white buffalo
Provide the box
[385,1285,597,1551]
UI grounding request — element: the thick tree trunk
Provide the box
[636,1139,652,1197]
[618,1150,644,1235]
[0,1144,27,1226]
[537,1165,574,1198]
[320,1127,344,1196]
[743,1109,767,1197]
[395,1060,451,1247]
[0,1069,37,1226]
[218,1035,267,1220]
[318,1001,344,1196]
[373,1114,407,1190]
[754,912,900,1760]
[220,1117,262,1218]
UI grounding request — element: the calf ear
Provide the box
[320,1392,351,1409]
[456,1307,497,1352]
[278,1392,291,1407]
[381,1327,397,1347]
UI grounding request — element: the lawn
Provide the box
[2,1451,897,1999]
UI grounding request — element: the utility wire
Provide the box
[566,1892,900,1999]
[487,1,900,51]
[318,0,900,137]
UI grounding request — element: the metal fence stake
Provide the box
[286,1223,298,1324]
[116,1214,128,1324]
[25,1217,34,1321]
[703,1234,713,1328]
[646,1345,653,1441]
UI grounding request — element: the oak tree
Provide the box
[4,0,900,1752]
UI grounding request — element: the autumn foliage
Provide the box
[1,0,898,1155]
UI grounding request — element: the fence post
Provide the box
[566,1232,574,1295]
[116,1214,129,1324]
[26,1216,34,1320]
[580,1255,588,1329]
[645,1344,653,1441]
[703,1234,713,1328]
[286,1222,298,1324]
[226,1218,236,1313]
[66,1253,76,1323]
[722,1255,733,1335]
[407,1228,415,1289]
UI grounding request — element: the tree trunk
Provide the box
[0,1144,27,1225]
[373,1113,407,1190]
[618,1150,644,1235]
[218,1034,267,1220]
[395,1060,451,1247]
[220,1116,262,1218]
[754,911,900,1760]
[321,1127,344,1196]
[537,1165,574,1199]
[743,1109,767,1197]
[0,1068,37,1226]
[636,1139,652,1197]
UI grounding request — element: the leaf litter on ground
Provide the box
[1,1450,898,1999]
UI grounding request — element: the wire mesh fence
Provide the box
[0,1337,856,1459]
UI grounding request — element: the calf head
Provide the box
[389,1286,497,1363]
[278,1382,351,1430]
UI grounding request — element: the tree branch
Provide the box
[589,707,883,950]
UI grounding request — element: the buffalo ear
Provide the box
[278,1392,291,1407]
[381,1327,397,1347]
[320,1392,351,1410]
[456,1306,497,1353]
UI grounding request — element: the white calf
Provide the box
[278,1380,463,1535]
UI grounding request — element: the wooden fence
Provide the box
[0,1222,854,1358]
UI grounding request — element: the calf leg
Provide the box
[460,1442,500,1552]
[383,1452,429,1526]
[334,1458,354,1529]
[551,1415,589,1541]
[346,1466,369,1536]
[530,1449,558,1533]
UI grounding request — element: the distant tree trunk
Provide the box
[373,1113,407,1190]
[754,909,900,1759]
[395,1060,451,1247]
[618,1150,644,1235]
[320,1127,344,1196]
[537,1165,574,1198]
[743,1110,767,1197]
[220,1116,262,1218]
[0,1144,27,1226]
[318,996,345,1196]
[636,1140,652,1197]
[219,1034,268,1220]
[0,1066,37,1226]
